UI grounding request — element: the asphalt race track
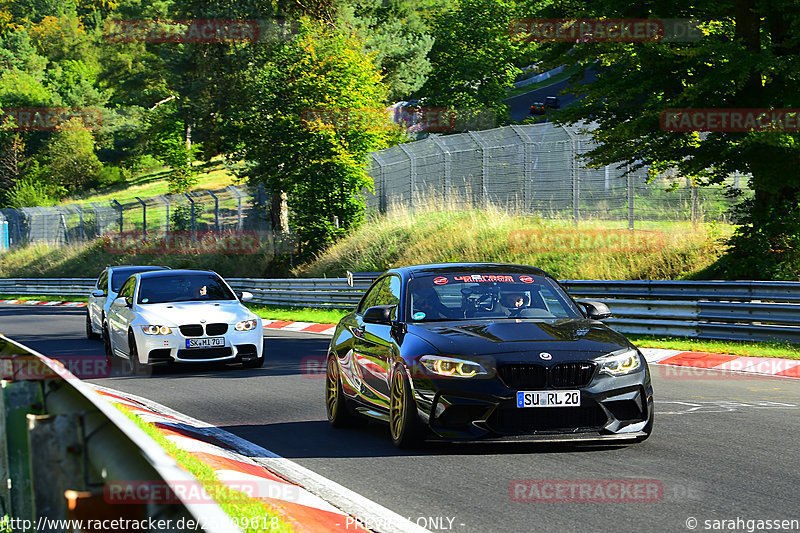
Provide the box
[505,69,598,122]
[3,303,799,533]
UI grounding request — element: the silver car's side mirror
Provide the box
[112,297,129,308]
[91,290,105,298]
[239,291,254,303]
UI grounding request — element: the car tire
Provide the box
[242,354,264,369]
[389,365,424,449]
[86,313,100,340]
[128,330,148,376]
[102,325,113,357]
[326,355,361,428]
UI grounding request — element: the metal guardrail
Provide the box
[2,277,800,343]
[0,278,97,296]
[0,334,234,531]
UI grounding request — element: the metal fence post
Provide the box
[627,172,635,230]
[185,193,196,242]
[509,126,532,211]
[468,132,489,209]
[226,185,245,230]
[0,218,7,250]
[72,204,85,241]
[158,195,170,234]
[368,154,387,213]
[572,141,580,225]
[111,200,123,233]
[430,136,451,205]
[398,144,416,209]
[208,190,220,233]
[691,183,699,227]
[56,207,70,245]
[135,197,147,238]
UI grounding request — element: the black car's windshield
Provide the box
[137,274,236,304]
[408,273,582,322]
[110,267,165,293]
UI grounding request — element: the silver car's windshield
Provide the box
[407,273,582,322]
[110,267,164,293]
[137,274,236,304]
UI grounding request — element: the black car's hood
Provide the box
[407,318,634,362]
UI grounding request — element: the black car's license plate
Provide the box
[186,337,225,348]
[517,390,580,407]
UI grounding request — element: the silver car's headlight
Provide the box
[141,325,173,335]
[598,349,642,376]
[235,319,258,331]
[420,355,487,378]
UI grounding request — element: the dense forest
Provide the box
[0,0,539,256]
[2,0,799,277]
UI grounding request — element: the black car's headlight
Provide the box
[141,325,173,335]
[598,349,642,376]
[420,355,488,378]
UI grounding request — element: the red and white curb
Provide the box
[641,348,800,379]
[263,320,337,336]
[90,384,430,533]
[0,299,87,307]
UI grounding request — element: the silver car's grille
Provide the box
[205,323,228,336]
[179,324,204,337]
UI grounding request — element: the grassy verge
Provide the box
[629,334,800,361]
[66,157,240,206]
[0,293,88,302]
[295,199,731,281]
[247,304,350,324]
[116,405,294,533]
[0,240,278,279]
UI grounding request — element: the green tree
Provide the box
[527,0,800,279]
[338,0,438,101]
[230,19,398,258]
[417,0,522,123]
[143,103,201,193]
[38,118,102,194]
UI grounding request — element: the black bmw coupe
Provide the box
[325,263,653,448]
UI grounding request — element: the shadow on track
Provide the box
[218,419,629,460]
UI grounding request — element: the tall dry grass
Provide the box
[295,197,730,280]
[0,239,275,278]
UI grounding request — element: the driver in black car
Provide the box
[498,291,527,316]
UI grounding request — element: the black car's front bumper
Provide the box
[410,367,653,441]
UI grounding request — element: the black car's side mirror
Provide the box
[579,300,612,320]
[362,305,396,325]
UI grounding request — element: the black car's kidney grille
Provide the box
[488,403,607,434]
[498,363,596,389]
[177,347,232,360]
[179,324,204,337]
[205,323,228,336]
[550,362,596,388]
[497,364,548,389]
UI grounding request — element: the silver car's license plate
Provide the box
[517,390,580,408]
[186,337,225,348]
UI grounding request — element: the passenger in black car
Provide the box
[411,288,450,319]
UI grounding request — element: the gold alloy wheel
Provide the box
[390,370,406,439]
[326,357,339,420]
